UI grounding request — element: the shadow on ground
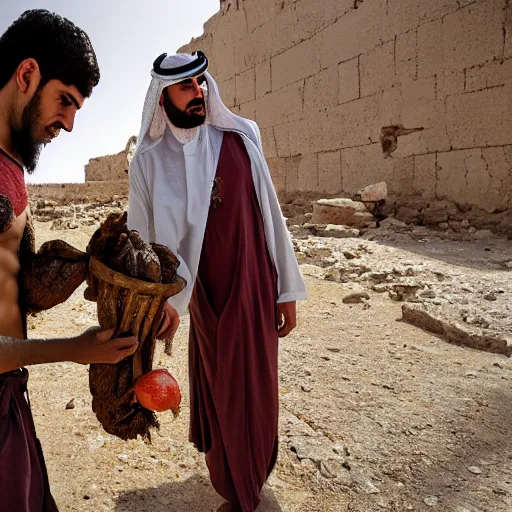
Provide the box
[364,230,512,271]
[403,386,512,511]
[115,474,283,512]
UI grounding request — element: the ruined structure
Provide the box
[179,0,512,232]
[85,136,137,182]
[28,136,136,204]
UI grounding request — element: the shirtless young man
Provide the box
[0,10,138,511]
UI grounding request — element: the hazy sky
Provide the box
[1,1,219,184]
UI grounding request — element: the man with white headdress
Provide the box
[128,51,306,511]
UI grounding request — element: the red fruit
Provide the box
[133,369,181,414]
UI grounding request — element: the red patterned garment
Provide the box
[0,148,27,233]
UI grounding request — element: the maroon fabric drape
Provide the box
[0,369,58,511]
[189,132,279,511]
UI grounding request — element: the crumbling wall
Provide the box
[180,0,512,224]
[85,136,137,182]
[28,181,129,205]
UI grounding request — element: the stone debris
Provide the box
[293,227,512,356]
[31,197,128,231]
[354,182,388,203]
[312,198,375,228]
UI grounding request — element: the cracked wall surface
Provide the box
[180,0,512,215]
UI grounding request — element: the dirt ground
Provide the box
[26,219,512,512]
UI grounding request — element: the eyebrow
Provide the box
[64,92,82,110]
[179,75,205,86]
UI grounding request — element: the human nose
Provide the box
[60,109,77,132]
[191,79,203,98]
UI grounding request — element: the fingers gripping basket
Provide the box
[87,256,186,441]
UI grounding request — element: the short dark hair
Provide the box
[0,9,100,98]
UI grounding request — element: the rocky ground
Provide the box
[26,200,512,511]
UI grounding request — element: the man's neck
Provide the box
[165,116,198,145]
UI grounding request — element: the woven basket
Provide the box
[88,256,186,352]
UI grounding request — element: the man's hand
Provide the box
[69,327,138,365]
[277,301,296,338]
[156,302,180,340]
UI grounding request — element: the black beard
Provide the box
[163,93,206,129]
[11,86,43,174]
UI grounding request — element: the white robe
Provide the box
[128,121,306,316]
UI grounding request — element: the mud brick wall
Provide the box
[179,0,512,217]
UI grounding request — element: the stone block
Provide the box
[393,156,415,192]
[236,67,256,104]
[423,202,449,225]
[446,84,512,149]
[379,85,403,125]
[211,34,237,82]
[386,0,458,37]
[298,153,319,191]
[305,65,339,110]
[313,224,361,238]
[436,68,465,99]
[288,117,317,156]
[268,155,301,192]
[341,144,395,193]
[360,41,395,97]
[318,95,381,152]
[339,57,360,104]
[312,198,374,228]
[465,58,512,93]
[318,151,342,193]
[273,123,291,157]
[400,99,451,155]
[284,155,301,192]
[261,127,277,158]
[266,157,286,192]
[238,100,256,121]
[256,60,272,98]
[244,0,274,33]
[271,0,353,57]
[402,77,436,107]
[467,209,508,229]
[396,30,417,83]
[254,81,304,128]
[356,182,388,202]
[436,149,477,206]
[479,147,511,212]
[464,149,504,213]
[218,79,236,108]
[505,0,512,58]
[395,206,422,224]
[442,1,503,71]
[417,19,443,78]
[321,0,387,69]
[402,303,512,356]
[273,117,319,158]
[397,195,428,212]
[271,34,322,91]
[413,154,436,198]
[234,22,274,73]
